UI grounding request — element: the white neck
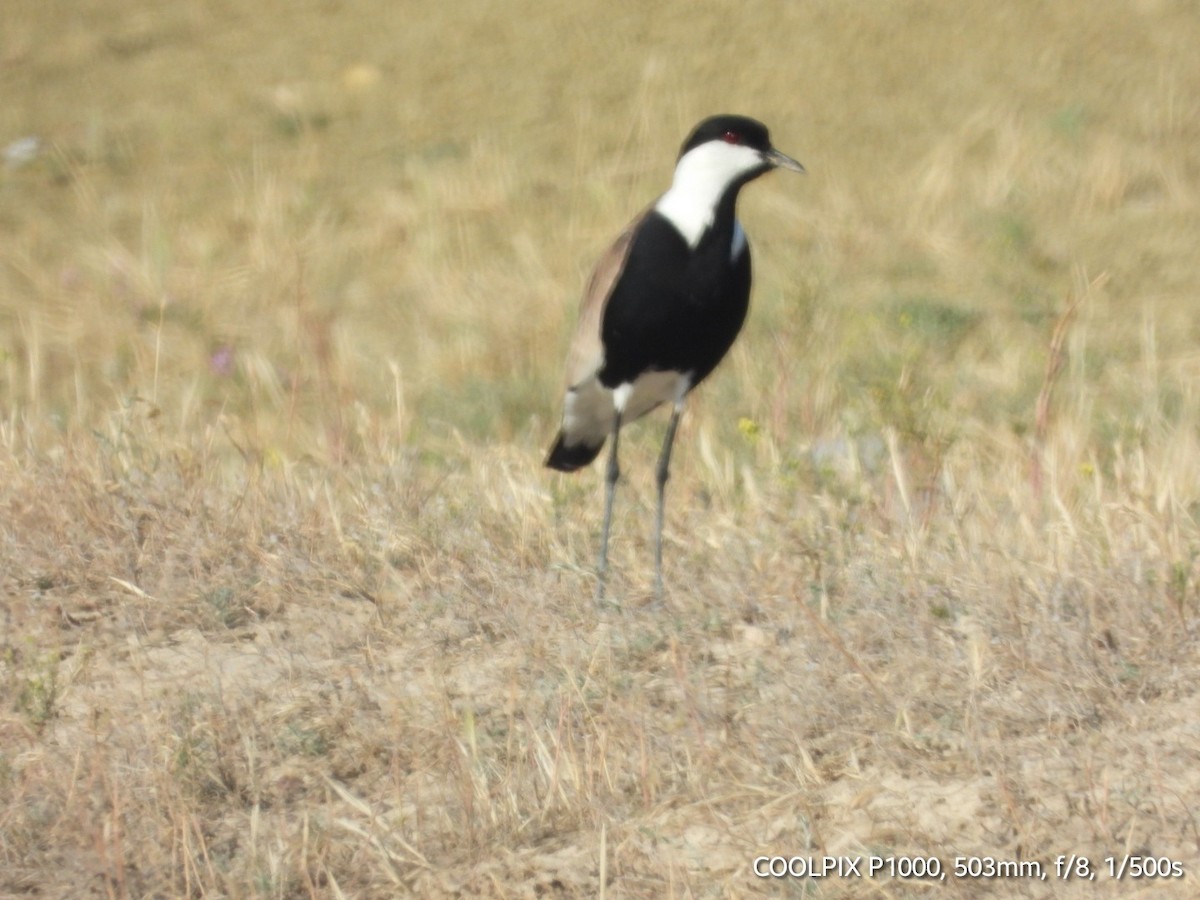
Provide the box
[654,141,763,248]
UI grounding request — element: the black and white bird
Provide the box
[545,114,804,601]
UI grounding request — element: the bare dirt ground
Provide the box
[3,432,1199,896]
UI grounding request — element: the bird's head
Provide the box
[674,114,805,192]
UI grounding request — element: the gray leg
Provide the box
[654,404,683,601]
[596,409,622,602]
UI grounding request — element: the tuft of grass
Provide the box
[892,294,981,349]
[12,652,60,729]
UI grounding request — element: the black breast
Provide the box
[598,210,752,390]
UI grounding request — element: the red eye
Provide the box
[722,130,741,144]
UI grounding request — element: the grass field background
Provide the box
[3,0,1200,895]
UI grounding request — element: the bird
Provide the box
[545,113,804,602]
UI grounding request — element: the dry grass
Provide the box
[3,0,1200,896]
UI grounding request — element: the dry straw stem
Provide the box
[4,0,1200,896]
[1030,271,1109,499]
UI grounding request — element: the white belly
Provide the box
[562,369,691,444]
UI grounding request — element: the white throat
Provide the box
[654,141,763,248]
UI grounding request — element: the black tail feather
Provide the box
[545,432,604,472]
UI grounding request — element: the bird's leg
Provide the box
[596,408,622,602]
[654,402,683,602]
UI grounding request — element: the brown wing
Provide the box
[562,207,649,389]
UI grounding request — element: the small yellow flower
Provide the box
[738,417,761,442]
